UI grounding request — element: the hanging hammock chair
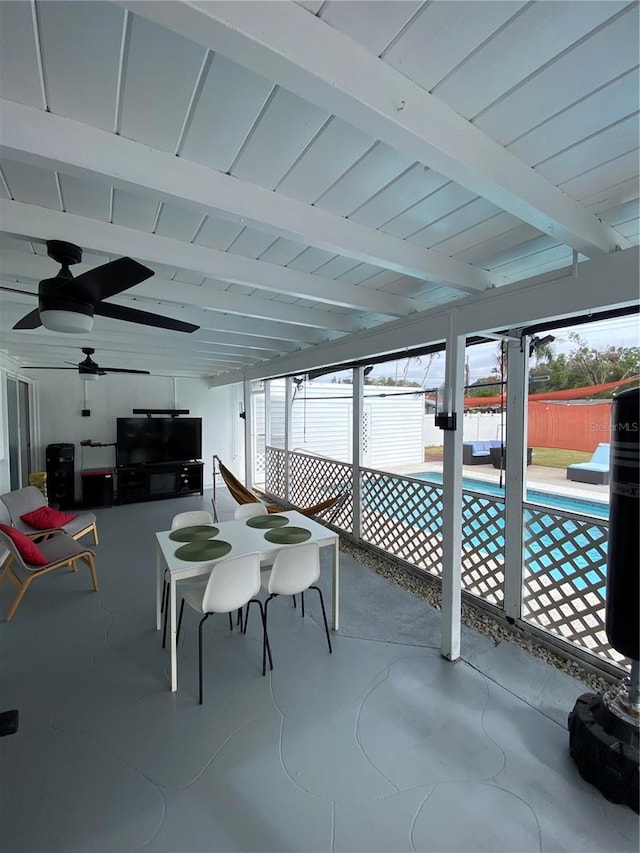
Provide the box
[213,456,348,518]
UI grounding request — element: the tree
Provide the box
[364,375,420,387]
[565,333,639,384]
[467,376,503,397]
[528,334,639,396]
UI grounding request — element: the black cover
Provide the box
[605,387,639,660]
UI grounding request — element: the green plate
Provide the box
[264,526,312,545]
[174,540,232,561]
[245,515,289,529]
[169,525,218,542]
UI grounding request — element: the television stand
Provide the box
[117,462,204,504]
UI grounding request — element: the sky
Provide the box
[364,314,640,388]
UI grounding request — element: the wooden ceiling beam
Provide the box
[1,100,492,294]
[123,0,623,258]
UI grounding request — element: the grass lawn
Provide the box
[530,447,591,468]
[425,445,592,469]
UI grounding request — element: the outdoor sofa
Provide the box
[462,440,533,468]
[462,440,504,465]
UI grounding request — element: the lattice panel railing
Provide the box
[461,490,505,606]
[254,452,265,478]
[522,506,622,664]
[264,448,621,669]
[265,446,285,497]
[361,470,443,575]
[265,447,353,532]
[361,471,505,605]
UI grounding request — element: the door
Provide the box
[6,376,32,490]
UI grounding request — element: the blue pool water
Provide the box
[365,472,609,596]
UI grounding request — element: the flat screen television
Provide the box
[116,417,202,467]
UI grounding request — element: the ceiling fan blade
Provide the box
[13,308,43,330]
[99,367,150,375]
[73,257,154,302]
[94,301,199,333]
[25,366,77,370]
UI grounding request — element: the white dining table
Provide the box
[155,510,340,692]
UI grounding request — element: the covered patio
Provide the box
[1,487,637,852]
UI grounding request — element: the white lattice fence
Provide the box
[265,447,353,531]
[461,490,504,606]
[361,470,443,575]
[361,471,505,604]
[265,446,285,497]
[264,447,622,670]
[523,506,623,664]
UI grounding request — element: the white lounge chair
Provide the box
[566,443,610,485]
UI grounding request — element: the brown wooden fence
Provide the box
[528,401,611,451]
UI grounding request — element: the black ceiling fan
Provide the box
[27,348,151,380]
[1,240,199,334]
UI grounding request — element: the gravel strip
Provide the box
[338,537,617,696]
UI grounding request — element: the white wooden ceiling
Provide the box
[0,0,637,380]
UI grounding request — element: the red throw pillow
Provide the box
[0,523,49,567]
[20,506,76,530]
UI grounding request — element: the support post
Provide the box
[441,329,465,661]
[503,335,528,619]
[284,375,292,503]
[264,379,271,491]
[243,377,253,489]
[352,366,363,538]
[211,454,219,522]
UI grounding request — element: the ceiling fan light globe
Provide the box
[40,310,94,334]
[81,371,99,381]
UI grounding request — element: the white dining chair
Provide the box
[161,510,214,647]
[257,541,332,662]
[176,552,272,704]
[233,503,268,521]
[171,510,214,530]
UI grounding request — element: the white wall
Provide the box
[176,377,245,481]
[25,370,244,496]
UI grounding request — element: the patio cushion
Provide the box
[0,524,49,566]
[569,463,609,473]
[20,506,76,531]
[464,441,500,456]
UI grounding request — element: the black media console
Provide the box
[117,462,204,504]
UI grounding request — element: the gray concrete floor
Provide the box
[1,488,636,852]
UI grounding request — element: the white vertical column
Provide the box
[284,375,292,502]
[243,376,253,488]
[264,381,272,445]
[264,380,272,491]
[441,329,465,661]
[352,366,363,538]
[503,335,528,620]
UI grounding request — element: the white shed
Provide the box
[255,381,425,470]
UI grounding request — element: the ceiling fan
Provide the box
[27,348,151,381]
[1,240,199,334]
